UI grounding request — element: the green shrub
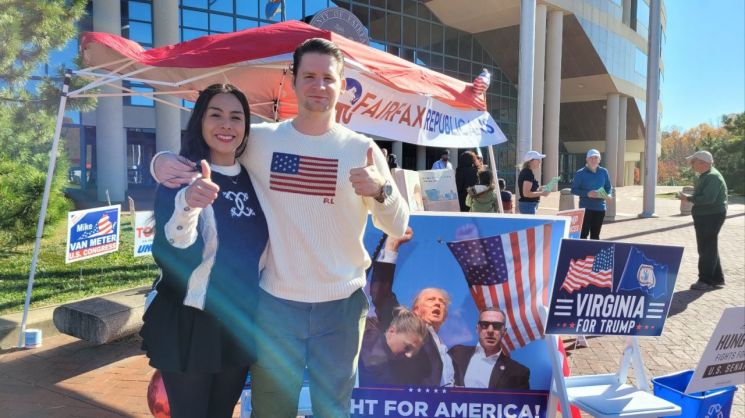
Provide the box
[0,158,71,246]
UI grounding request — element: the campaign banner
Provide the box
[65,205,120,263]
[686,306,745,393]
[556,209,585,239]
[336,69,507,148]
[545,239,684,336]
[133,211,154,257]
[351,387,548,418]
[353,213,570,417]
[418,169,460,212]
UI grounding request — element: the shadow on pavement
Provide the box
[666,289,711,318]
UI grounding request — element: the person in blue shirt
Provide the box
[432,149,453,170]
[571,149,613,239]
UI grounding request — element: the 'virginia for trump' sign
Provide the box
[545,239,683,336]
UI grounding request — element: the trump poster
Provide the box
[351,212,570,418]
[133,211,154,257]
[65,205,120,263]
[545,239,684,336]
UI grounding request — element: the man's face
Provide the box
[413,289,448,328]
[586,156,601,170]
[476,310,506,354]
[441,153,449,161]
[690,158,710,174]
[385,327,424,358]
[293,52,343,115]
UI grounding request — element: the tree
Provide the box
[0,0,90,245]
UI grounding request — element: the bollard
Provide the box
[559,188,575,211]
[679,186,694,215]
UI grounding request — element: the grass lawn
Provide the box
[0,214,158,315]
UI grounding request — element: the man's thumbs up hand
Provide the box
[185,159,220,208]
[349,146,386,197]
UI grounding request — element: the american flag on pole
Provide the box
[446,223,553,352]
[560,246,614,294]
[269,152,338,197]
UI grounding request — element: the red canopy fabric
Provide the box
[80,20,486,114]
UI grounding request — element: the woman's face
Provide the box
[201,92,246,165]
[529,158,542,170]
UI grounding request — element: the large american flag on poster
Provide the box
[447,223,553,352]
[269,152,338,197]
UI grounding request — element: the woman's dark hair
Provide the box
[458,150,482,170]
[291,38,344,82]
[477,169,494,187]
[498,178,506,190]
[180,83,250,163]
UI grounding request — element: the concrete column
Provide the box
[153,0,182,153]
[516,0,536,181]
[639,152,645,184]
[532,4,547,154]
[392,141,403,168]
[605,94,620,184]
[616,96,627,187]
[416,146,426,170]
[543,10,563,184]
[450,148,459,168]
[622,0,632,25]
[605,94,619,221]
[641,0,662,217]
[93,0,126,202]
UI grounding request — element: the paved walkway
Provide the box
[1,186,743,417]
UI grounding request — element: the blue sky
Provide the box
[661,0,745,130]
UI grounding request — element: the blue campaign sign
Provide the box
[545,239,684,336]
[65,205,121,263]
[350,212,569,417]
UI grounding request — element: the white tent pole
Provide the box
[488,145,505,213]
[18,71,71,348]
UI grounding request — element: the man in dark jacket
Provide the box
[448,308,530,390]
[679,150,728,291]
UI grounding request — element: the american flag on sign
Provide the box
[447,223,553,352]
[561,246,614,294]
[81,214,115,239]
[269,152,338,197]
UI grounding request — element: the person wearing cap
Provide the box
[517,150,551,214]
[679,150,728,291]
[570,149,612,239]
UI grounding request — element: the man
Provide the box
[448,308,530,390]
[431,149,452,170]
[570,148,612,239]
[679,150,728,291]
[152,38,409,417]
[371,227,455,387]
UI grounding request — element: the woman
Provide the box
[517,150,550,214]
[571,148,612,239]
[140,84,268,418]
[466,169,499,213]
[455,150,482,212]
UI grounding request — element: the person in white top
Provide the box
[150,38,409,418]
[431,149,453,170]
[448,308,530,389]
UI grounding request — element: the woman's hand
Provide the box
[185,160,220,208]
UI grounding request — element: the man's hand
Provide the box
[185,160,219,208]
[384,226,413,253]
[350,147,386,197]
[154,153,199,188]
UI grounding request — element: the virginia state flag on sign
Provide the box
[616,246,668,299]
